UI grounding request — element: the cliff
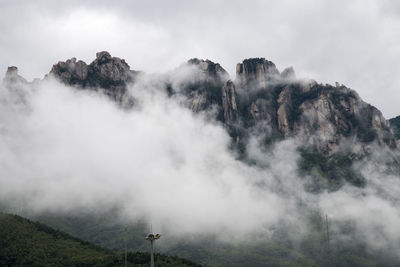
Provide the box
[48,51,140,106]
[3,52,399,189]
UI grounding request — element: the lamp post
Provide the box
[145,233,161,267]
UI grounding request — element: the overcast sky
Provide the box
[1,0,400,117]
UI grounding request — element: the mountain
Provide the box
[44,52,397,159]
[0,213,201,267]
[30,212,389,267]
[48,51,140,106]
[3,52,400,266]
[181,58,400,190]
[41,51,400,190]
[33,212,320,267]
[4,52,398,190]
[184,57,396,153]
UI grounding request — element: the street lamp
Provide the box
[145,233,161,267]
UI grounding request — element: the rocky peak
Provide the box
[50,58,88,85]
[95,51,112,63]
[6,66,18,76]
[1,54,398,189]
[187,58,229,82]
[49,51,138,105]
[236,58,280,88]
[181,57,397,162]
[50,51,135,86]
[3,66,27,85]
[280,66,295,80]
[180,59,228,117]
[2,66,30,104]
[89,51,131,83]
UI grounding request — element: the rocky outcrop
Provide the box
[221,80,238,125]
[2,54,398,187]
[50,58,88,85]
[1,66,31,104]
[239,80,396,156]
[88,51,131,84]
[236,58,280,88]
[187,58,229,82]
[295,85,396,155]
[249,99,271,121]
[188,91,207,113]
[49,51,139,105]
[276,85,293,135]
[178,56,397,160]
[280,66,295,80]
[3,66,27,85]
[180,59,229,121]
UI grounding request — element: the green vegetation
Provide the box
[163,238,318,267]
[30,211,398,267]
[288,83,322,123]
[297,212,382,267]
[0,213,117,266]
[35,211,149,251]
[298,149,365,191]
[0,213,201,267]
[31,213,319,266]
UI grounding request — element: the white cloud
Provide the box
[2,1,400,117]
[2,1,400,256]
[1,74,400,256]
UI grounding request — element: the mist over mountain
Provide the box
[2,52,400,266]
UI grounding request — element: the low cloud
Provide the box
[0,72,400,260]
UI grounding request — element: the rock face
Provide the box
[4,54,396,159]
[181,59,230,121]
[184,58,397,157]
[187,58,229,82]
[221,80,238,125]
[280,66,295,80]
[179,57,399,188]
[49,51,139,105]
[276,84,395,156]
[50,58,88,85]
[3,54,398,188]
[236,58,280,88]
[88,51,131,84]
[3,66,27,85]
[1,66,31,104]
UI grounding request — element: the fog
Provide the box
[0,77,296,234]
[1,70,400,258]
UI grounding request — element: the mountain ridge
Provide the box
[2,52,400,266]
[3,51,399,190]
[0,212,202,267]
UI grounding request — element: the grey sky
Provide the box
[1,0,400,117]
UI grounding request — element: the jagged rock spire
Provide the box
[280,66,295,80]
[236,58,280,88]
[187,58,229,83]
[3,66,27,85]
[50,58,88,85]
[49,51,139,105]
[89,51,131,83]
[221,80,238,124]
